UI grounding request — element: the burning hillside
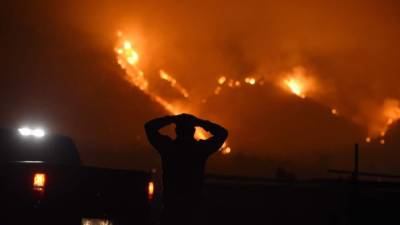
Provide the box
[2,0,400,177]
[114,31,400,157]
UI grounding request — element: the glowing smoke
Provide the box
[115,31,231,154]
[115,30,400,149]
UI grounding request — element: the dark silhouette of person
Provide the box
[145,113,228,225]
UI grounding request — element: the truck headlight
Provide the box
[18,127,46,138]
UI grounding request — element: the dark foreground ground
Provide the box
[188,177,400,225]
[4,176,400,225]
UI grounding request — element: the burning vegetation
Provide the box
[115,31,231,153]
[4,0,400,177]
[115,30,400,151]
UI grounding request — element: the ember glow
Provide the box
[115,31,230,153]
[159,70,189,98]
[244,77,256,85]
[365,99,400,142]
[218,76,227,85]
[115,38,147,91]
[5,0,400,178]
[114,31,400,154]
[378,99,400,139]
[382,99,400,128]
[284,78,305,99]
[115,33,186,115]
[281,67,315,99]
[213,75,260,96]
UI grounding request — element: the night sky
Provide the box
[1,0,400,178]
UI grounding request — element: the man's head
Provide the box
[175,114,196,140]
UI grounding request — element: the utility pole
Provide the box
[353,144,359,182]
[349,143,360,225]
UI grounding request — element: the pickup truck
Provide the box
[0,127,153,225]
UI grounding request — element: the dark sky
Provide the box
[1,0,400,178]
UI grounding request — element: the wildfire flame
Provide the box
[115,31,230,153]
[244,77,256,85]
[213,76,260,96]
[284,78,306,99]
[281,67,314,99]
[159,70,189,98]
[365,99,400,143]
[115,39,147,91]
[382,99,400,127]
[374,99,400,141]
[115,31,400,150]
[218,76,226,85]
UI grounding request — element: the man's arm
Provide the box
[144,115,176,153]
[196,118,228,155]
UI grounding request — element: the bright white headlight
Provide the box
[18,127,46,138]
[18,127,31,136]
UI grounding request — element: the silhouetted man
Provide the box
[145,114,228,225]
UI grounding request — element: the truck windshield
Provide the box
[0,129,81,165]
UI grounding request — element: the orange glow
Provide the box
[33,173,46,191]
[281,67,314,99]
[375,99,400,138]
[365,137,371,143]
[148,181,155,200]
[159,70,189,98]
[228,79,234,87]
[284,78,306,99]
[194,127,228,153]
[122,41,139,65]
[218,76,226,85]
[368,99,400,139]
[194,128,229,153]
[331,109,338,115]
[221,147,231,154]
[380,139,386,145]
[115,37,147,91]
[244,77,256,85]
[214,86,222,95]
[115,31,231,154]
[383,100,400,123]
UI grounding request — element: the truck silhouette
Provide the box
[0,128,152,225]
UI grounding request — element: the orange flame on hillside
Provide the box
[115,32,400,150]
[115,31,230,153]
[244,77,257,85]
[382,99,400,127]
[281,67,314,99]
[374,99,400,141]
[159,70,189,98]
[284,78,306,99]
[213,75,261,95]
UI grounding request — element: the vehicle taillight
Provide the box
[147,181,154,200]
[33,173,46,192]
